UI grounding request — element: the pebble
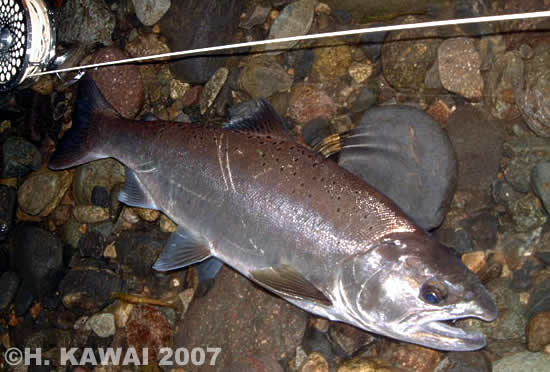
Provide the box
[127,305,173,363]
[13,284,33,316]
[462,251,487,274]
[302,119,331,148]
[380,343,442,372]
[170,79,190,101]
[18,169,72,216]
[240,56,294,99]
[159,214,177,233]
[78,231,106,258]
[13,225,64,297]
[73,205,110,224]
[312,45,353,81]
[507,193,547,233]
[61,216,84,249]
[1,136,42,178]
[0,271,20,310]
[527,312,550,351]
[288,83,337,124]
[438,38,484,100]
[299,352,329,372]
[328,322,375,356]
[200,67,229,114]
[113,301,134,328]
[435,351,492,372]
[135,208,160,222]
[0,185,16,240]
[87,313,116,338]
[350,86,378,113]
[348,61,375,84]
[493,351,550,372]
[532,161,550,213]
[91,186,111,208]
[116,231,165,277]
[486,51,523,120]
[359,24,387,60]
[57,0,115,46]
[132,0,171,26]
[239,2,271,30]
[255,0,316,53]
[337,357,394,372]
[72,159,126,206]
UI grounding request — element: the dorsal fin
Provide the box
[224,99,290,138]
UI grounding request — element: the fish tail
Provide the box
[49,74,119,170]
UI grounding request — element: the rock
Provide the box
[0,185,16,240]
[435,351,492,372]
[302,119,331,148]
[502,152,541,194]
[135,208,160,222]
[59,267,122,315]
[127,305,173,363]
[239,57,293,99]
[12,225,64,297]
[200,67,229,114]
[78,231,105,258]
[338,105,457,230]
[72,159,126,206]
[1,136,41,178]
[117,231,165,277]
[0,271,20,310]
[528,277,550,321]
[176,265,307,371]
[240,2,271,30]
[0,246,8,273]
[486,51,523,120]
[455,0,494,36]
[255,0,315,53]
[328,323,375,356]
[132,0,170,26]
[91,186,111,208]
[227,354,285,372]
[359,24,388,61]
[312,45,353,81]
[493,351,550,372]
[159,214,177,233]
[348,61,376,84]
[61,216,84,249]
[337,357,394,372]
[438,38,483,100]
[73,205,110,224]
[56,0,115,46]
[382,16,441,91]
[532,161,550,213]
[299,352,329,372]
[160,0,243,84]
[287,48,314,82]
[288,83,337,124]
[446,106,505,194]
[379,343,442,372]
[13,284,34,316]
[17,169,72,216]
[507,193,547,233]
[350,86,378,113]
[518,42,550,137]
[90,48,145,119]
[527,312,550,351]
[87,313,116,338]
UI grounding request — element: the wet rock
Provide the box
[446,106,505,194]
[132,0,170,26]
[1,136,41,178]
[312,45,353,81]
[127,304,173,363]
[528,277,550,321]
[90,48,145,119]
[200,67,229,114]
[527,312,550,351]
[288,83,337,124]
[337,357,395,372]
[502,152,541,194]
[87,313,116,338]
[338,105,457,230]
[227,354,285,372]
[91,186,111,208]
[177,265,307,371]
[382,17,441,91]
[464,211,499,251]
[0,271,20,309]
[73,205,110,224]
[78,231,106,258]
[160,0,243,84]
[302,119,331,148]
[507,193,547,233]
[13,284,34,316]
[348,61,376,84]
[17,169,72,216]
[256,0,315,53]
[117,231,164,277]
[532,161,550,213]
[328,323,375,356]
[492,351,550,372]
[380,343,442,372]
[72,159,126,206]
[287,48,314,82]
[497,229,542,271]
[438,38,483,100]
[359,24,387,61]
[240,2,271,30]
[12,225,64,297]
[59,266,121,315]
[56,0,115,46]
[350,86,378,113]
[518,42,550,137]
[486,51,523,120]
[240,57,293,99]
[61,216,84,249]
[435,351,492,372]
[0,185,16,239]
[455,0,494,36]
[299,352,329,372]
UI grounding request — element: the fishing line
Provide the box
[27,10,550,78]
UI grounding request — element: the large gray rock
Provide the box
[338,105,457,230]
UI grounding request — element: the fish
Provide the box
[49,75,497,351]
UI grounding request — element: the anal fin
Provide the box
[153,227,211,272]
[118,168,159,210]
[251,265,332,306]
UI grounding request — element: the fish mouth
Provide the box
[413,318,487,351]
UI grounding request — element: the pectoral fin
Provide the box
[153,227,211,271]
[250,265,332,306]
[118,168,160,210]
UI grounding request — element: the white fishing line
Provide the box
[29,10,550,78]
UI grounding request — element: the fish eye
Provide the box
[420,279,448,305]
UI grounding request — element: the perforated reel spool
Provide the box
[0,0,55,92]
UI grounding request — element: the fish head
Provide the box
[334,232,497,351]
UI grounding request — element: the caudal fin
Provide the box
[49,74,119,170]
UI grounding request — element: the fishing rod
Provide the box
[1,0,550,92]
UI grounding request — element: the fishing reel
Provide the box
[0,0,55,92]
